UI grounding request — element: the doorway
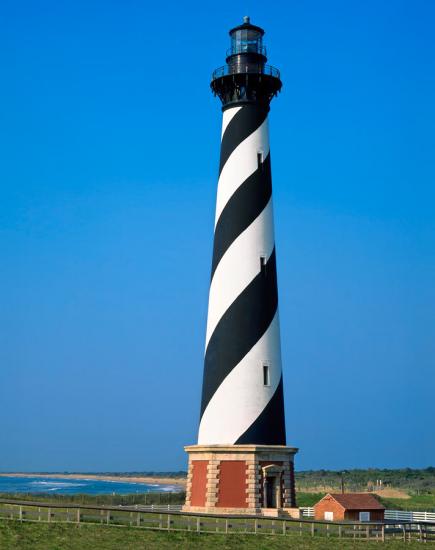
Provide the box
[261,465,283,509]
[265,476,276,507]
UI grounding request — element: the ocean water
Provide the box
[0,476,182,495]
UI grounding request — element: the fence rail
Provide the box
[129,504,183,512]
[385,510,435,523]
[0,499,433,542]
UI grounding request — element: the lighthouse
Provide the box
[183,17,298,516]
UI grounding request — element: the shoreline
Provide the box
[0,473,186,487]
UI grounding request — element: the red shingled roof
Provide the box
[322,493,385,510]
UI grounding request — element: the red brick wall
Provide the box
[370,510,385,521]
[314,497,385,521]
[314,496,345,520]
[344,510,385,521]
[217,461,247,508]
[190,460,208,507]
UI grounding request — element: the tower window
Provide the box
[257,151,264,169]
[260,256,266,274]
[263,365,270,386]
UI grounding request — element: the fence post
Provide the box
[196,516,200,533]
[19,506,23,522]
[106,510,110,525]
[167,514,171,531]
[225,518,228,534]
[311,522,314,537]
[254,518,257,534]
[381,524,385,542]
[38,507,41,522]
[282,520,286,535]
[48,508,51,523]
[76,508,80,524]
[136,512,141,527]
[338,525,342,538]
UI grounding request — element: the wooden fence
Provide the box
[385,509,435,523]
[300,506,435,523]
[0,499,433,542]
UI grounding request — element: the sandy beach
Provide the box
[0,473,186,487]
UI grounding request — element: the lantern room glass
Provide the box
[230,29,263,55]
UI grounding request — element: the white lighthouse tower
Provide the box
[184,17,298,516]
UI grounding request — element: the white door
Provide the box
[359,511,370,521]
[324,511,334,521]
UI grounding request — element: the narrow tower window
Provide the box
[260,255,266,275]
[263,365,270,386]
[257,151,264,170]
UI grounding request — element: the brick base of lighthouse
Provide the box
[182,445,299,516]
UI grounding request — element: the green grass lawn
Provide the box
[0,491,185,506]
[378,494,435,512]
[296,492,325,507]
[0,522,425,550]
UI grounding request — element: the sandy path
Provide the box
[373,488,410,499]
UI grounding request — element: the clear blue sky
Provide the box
[1,0,434,472]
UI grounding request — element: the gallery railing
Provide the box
[212,64,280,81]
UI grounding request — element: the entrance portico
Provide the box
[262,464,283,508]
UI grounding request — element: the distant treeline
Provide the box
[86,467,434,493]
[12,467,434,494]
[295,467,435,494]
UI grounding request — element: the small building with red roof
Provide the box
[314,493,385,522]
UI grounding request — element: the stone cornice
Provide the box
[185,444,298,454]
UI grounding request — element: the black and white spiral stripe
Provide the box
[198,103,286,446]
